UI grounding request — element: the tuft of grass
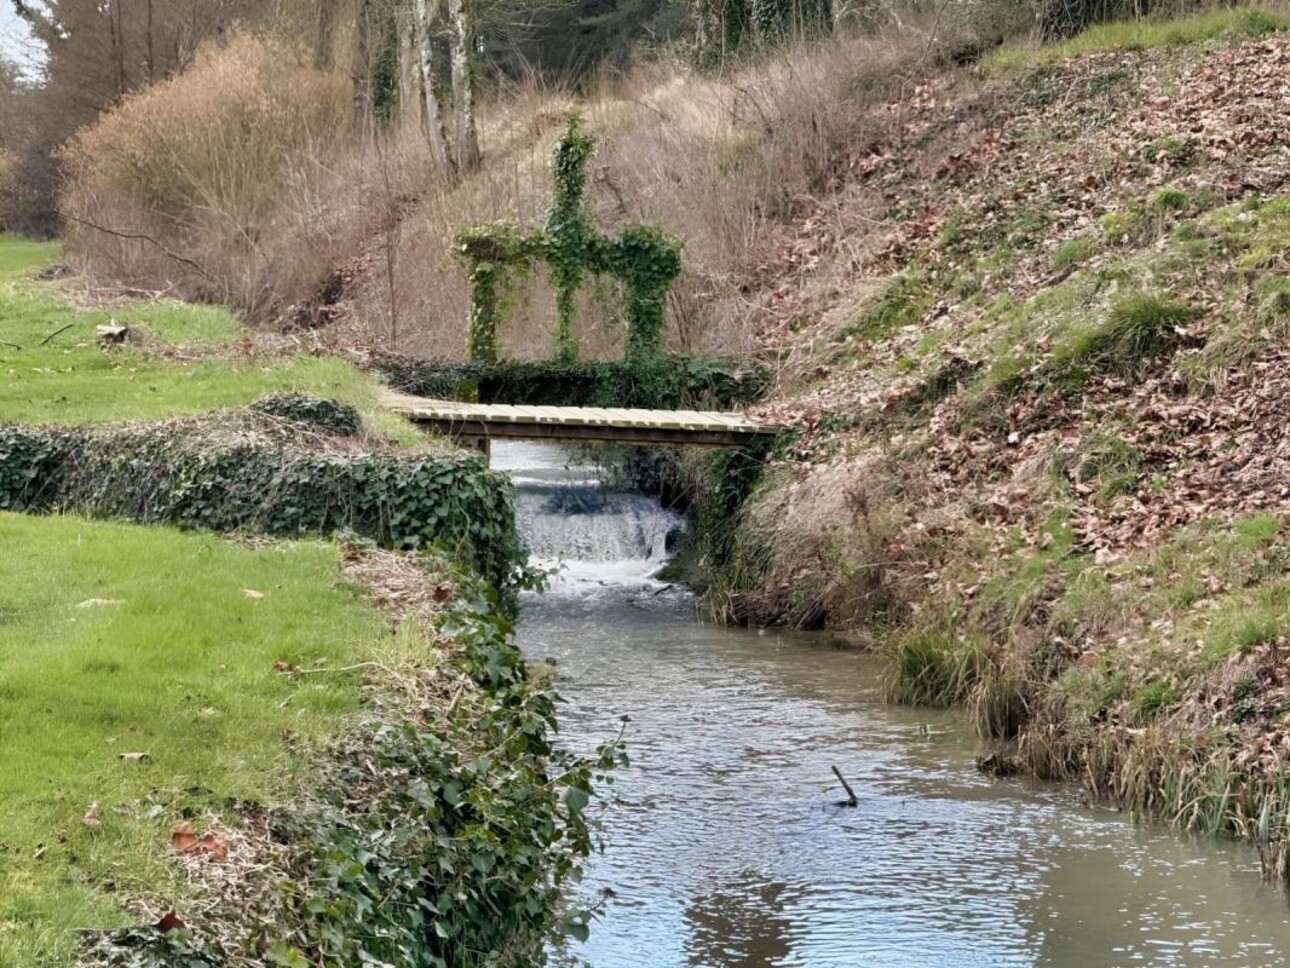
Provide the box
[1131,679,1182,725]
[1051,293,1192,382]
[884,623,989,707]
[1144,135,1203,167]
[970,667,1031,740]
[937,212,965,249]
[1049,661,1128,727]
[0,514,393,967]
[833,273,933,348]
[1051,234,1100,272]
[1063,430,1143,501]
[1204,598,1286,665]
[983,6,1289,72]
[1101,206,1149,244]
[1150,185,1190,212]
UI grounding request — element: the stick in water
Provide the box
[832,765,859,808]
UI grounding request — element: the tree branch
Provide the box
[60,213,215,283]
[832,765,859,807]
[40,323,74,345]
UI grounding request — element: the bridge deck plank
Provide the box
[380,390,782,445]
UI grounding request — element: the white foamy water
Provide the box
[495,441,685,594]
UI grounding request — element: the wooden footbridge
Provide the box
[382,390,783,453]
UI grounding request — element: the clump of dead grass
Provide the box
[712,454,931,628]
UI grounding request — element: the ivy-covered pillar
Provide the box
[613,224,683,365]
[545,118,597,363]
[455,224,538,364]
[466,260,504,363]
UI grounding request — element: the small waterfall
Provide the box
[492,442,685,589]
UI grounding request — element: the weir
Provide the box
[493,441,682,585]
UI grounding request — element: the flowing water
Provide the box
[497,442,1290,968]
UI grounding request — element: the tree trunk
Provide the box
[109,0,125,97]
[146,0,155,83]
[399,11,419,118]
[448,0,480,172]
[413,0,453,171]
[315,0,338,71]
[352,0,373,138]
[694,0,720,63]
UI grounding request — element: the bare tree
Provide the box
[315,0,339,70]
[413,0,453,170]
[448,0,480,172]
[353,0,374,135]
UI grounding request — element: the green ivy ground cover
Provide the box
[0,513,391,968]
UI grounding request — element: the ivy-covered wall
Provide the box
[374,353,771,410]
[0,405,526,595]
[455,117,683,365]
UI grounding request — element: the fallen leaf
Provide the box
[271,661,298,674]
[243,589,265,599]
[170,822,228,863]
[82,803,100,828]
[76,599,124,609]
[156,910,186,933]
[118,752,150,763]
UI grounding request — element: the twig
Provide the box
[832,765,859,807]
[40,323,75,346]
[0,340,20,350]
[292,661,380,676]
[61,212,215,282]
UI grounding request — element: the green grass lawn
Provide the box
[0,513,392,967]
[0,236,415,442]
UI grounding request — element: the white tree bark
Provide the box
[448,0,481,173]
[413,0,452,171]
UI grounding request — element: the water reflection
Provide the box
[684,878,796,967]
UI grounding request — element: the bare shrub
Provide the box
[61,33,358,319]
[61,8,994,357]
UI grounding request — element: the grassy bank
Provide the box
[0,514,386,966]
[677,7,1290,870]
[0,237,591,963]
[0,236,411,442]
[0,517,600,967]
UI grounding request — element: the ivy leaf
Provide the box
[563,786,590,815]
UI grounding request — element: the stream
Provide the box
[496,442,1290,968]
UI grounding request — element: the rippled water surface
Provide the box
[500,443,1290,968]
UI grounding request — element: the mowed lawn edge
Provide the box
[0,513,395,968]
[0,235,417,445]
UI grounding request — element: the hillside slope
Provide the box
[707,11,1290,872]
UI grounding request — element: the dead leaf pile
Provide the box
[171,822,229,863]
